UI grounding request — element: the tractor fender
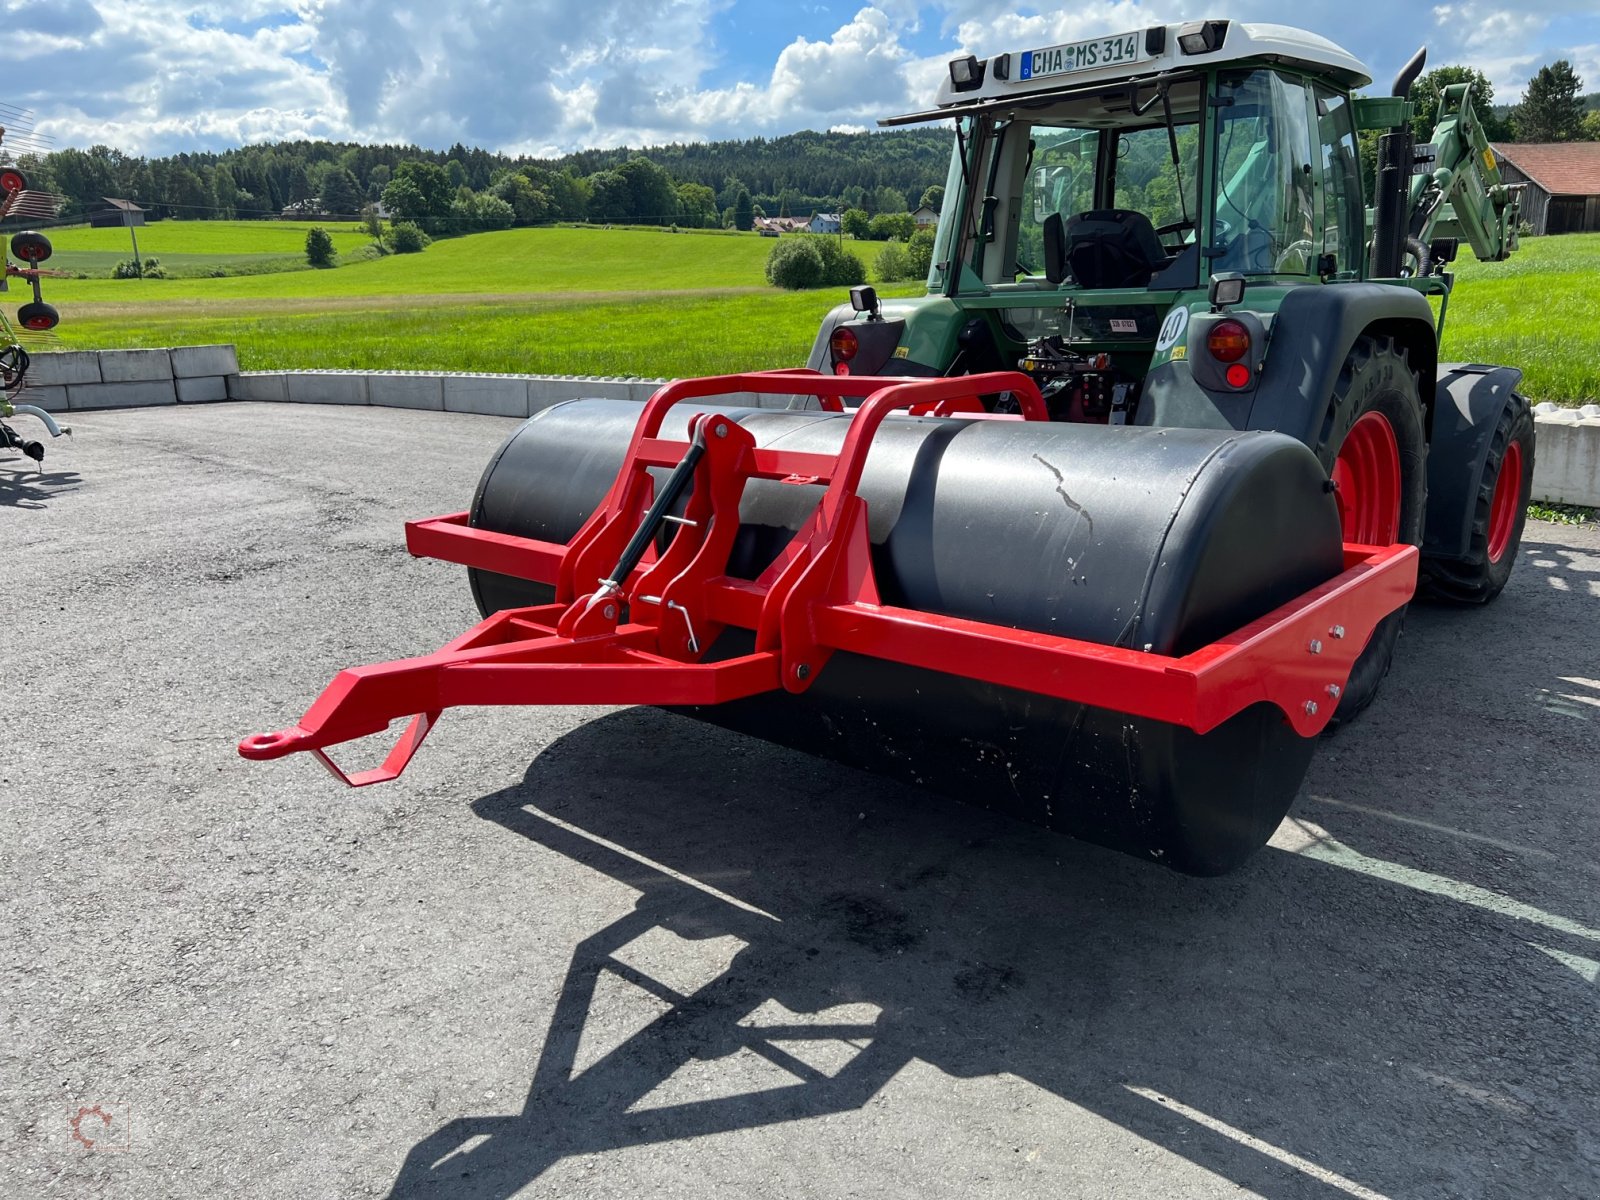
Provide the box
[1422,362,1526,561]
[1138,283,1438,448]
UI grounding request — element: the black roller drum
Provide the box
[470,399,1344,875]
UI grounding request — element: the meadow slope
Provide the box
[32,221,1599,403]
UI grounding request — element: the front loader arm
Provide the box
[1409,82,1520,262]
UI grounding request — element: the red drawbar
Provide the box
[240,370,1418,785]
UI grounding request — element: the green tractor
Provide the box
[811,20,1533,718]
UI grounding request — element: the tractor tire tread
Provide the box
[1319,334,1427,730]
[1418,391,1534,605]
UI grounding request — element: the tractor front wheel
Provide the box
[1318,335,1427,725]
[1419,392,1535,604]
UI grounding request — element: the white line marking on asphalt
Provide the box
[524,805,781,922]
[1272,819,1600,945]
[1530,942,1600,983]
[1123,1086,1391,1200]
[1308,795,1599,875]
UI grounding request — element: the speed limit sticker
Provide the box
[1155,306,1189,352]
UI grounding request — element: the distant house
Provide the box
[755,215,810,235]
[912,205,939,229]
[89,197,145,228]
[807,212,842,234]
[281,198,327,219]
[1491,142,1600,236]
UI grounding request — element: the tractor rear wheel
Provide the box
[1419,392,1534,604]
[1317,335,1427,725]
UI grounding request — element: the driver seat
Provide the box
[1047,209,1169,289]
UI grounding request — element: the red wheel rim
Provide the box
[1487,439,1523,563]
[1331,411,1401,545]
[23,315,55,330]
[0,170,23,194]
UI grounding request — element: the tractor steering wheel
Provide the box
[1154,218,1195,254]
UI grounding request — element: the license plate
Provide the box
[1019,32,1143,81]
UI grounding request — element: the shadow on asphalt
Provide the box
[0,463,80,508]
[386,697,1597,1197]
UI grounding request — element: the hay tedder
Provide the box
[243,22,1534,875]
[0,130,68,468]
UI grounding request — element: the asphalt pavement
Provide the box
[4,402,1598,1199]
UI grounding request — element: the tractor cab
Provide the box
[818,22,1372,423]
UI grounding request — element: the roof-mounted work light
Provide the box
[1177,20,1229,55]
[949,55,985,92]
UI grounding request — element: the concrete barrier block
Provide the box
[1531,415,1600,507]
[574,379,637,402]
[627,378,669,402]
[98,348,174,382]
[176,375,229,403]
[67,380,176,409]
[27,350,103,387]
[18,385,68,413]
[527,377,585,412]
[445,375,529,418]
[282,372,367,405]
[232,372,288,402]
[368,373,444,411]
[169,344,240,378]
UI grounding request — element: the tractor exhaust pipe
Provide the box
[1390,45,1427,99]
[1371,47,1426,279]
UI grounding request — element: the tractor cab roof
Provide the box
[882,21,1370,126]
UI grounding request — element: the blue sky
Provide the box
[3,1,1595,156]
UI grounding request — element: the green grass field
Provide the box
[28,219,1599,403]
[40,220,378,279]
[1438,233,1600,406]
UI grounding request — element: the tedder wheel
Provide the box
[1419,392,1535,604]
[9,231,51,263]
[1317,335,1427,726]
[0,168,25,196]
[17,301,60,332]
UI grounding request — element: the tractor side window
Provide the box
[1212,70,1317,276]
[1314,86,1364,278]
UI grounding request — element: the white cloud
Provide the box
[7,2,1596,156]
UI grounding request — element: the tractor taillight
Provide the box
[1207,319,1250,363]
[830,326,859,364]
[1224,363,1251,388]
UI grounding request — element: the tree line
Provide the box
[9,127,954,231]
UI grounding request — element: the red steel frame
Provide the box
[239,370,1418,785]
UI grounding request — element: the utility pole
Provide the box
[124,206,142,279]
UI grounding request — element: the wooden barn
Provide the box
[1490,143,1600,236]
